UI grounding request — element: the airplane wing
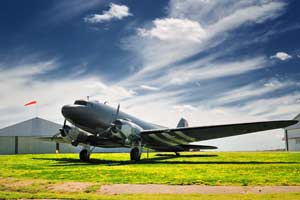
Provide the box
[140,120,298,149]
[36,136,70,144]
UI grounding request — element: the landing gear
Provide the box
[130,139,142,161]
[79,149,90,162]
[130,147,141,161]
[175,152,180,157]
[71,140,79,146]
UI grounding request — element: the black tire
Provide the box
[175,152,180,157]
[79,149,90,162]
[130,147,141,161]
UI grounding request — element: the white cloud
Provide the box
[1,58,297,151]
[84,3,132,23]
[169,0,286,28]
[207,1,286,35]
[270,52,292,61]
[216,79,299,105]
[138,18,206,43]
[173,104,198,112]
[240,92,300,119]
[43,0,105,24]
[140,85,159,91]
[122,0,287,82]
[149,56,267,87]
[87,83,136,100]
[0,60,136,128]
[2,1,295,151]
[0,60,57,79]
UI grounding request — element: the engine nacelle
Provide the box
[111,119,142,144]
[61,125,93,145]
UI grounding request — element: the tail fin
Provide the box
[177,118,189,128]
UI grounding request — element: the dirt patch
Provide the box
[0,178,45,188]
[99,184,300,195]
[48,181,93,193]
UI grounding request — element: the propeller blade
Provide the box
[59,119,68,137]
[115,104,120,121]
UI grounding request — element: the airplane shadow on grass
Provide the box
[32,153,300,167]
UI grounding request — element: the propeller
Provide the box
[115,104,120,121]
[105,104,141,145]
[109,104,121,133]
[59,119,70,137]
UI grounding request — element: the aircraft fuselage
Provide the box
[62,100,163,136]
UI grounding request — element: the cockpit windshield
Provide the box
[74,100,87,106]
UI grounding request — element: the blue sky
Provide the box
[1,0,300,150]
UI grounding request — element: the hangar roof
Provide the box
[0,117,61,137]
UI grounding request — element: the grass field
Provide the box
[1,152,299,185]
[0,152,300,199]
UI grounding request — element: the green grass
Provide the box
[1,152,300,199]
[1,191,300,200]
[1,152,299,186]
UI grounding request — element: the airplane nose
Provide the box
[61,105,73,119]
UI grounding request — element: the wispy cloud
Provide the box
[240,92,300,119]
[140,85,160,91]
[150,57,268,87]
[215,79,300,105]
[122,0,287,84]
[172,104,198,112]
[44,0,105,23]
[0,60,57,79]
[1,0,298,151]
[84,3,132,23]
[206,1,286,35]
[0,59,136,127]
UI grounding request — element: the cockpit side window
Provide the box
[74,100,87,106]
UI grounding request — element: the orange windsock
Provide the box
[24,100,37,106]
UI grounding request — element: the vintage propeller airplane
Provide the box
[48,99,298,162]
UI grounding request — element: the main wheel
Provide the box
[79,149,90,162]
[130,147,141,161]
[175,152,180,157]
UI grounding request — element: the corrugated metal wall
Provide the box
[288,139,300,151]
[18,137,56,154]
[287,129,300,151]
[0,136,75,154]
[0,118,129,154]
[0,136,15,154]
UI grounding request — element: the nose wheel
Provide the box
[79,149,90,162]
